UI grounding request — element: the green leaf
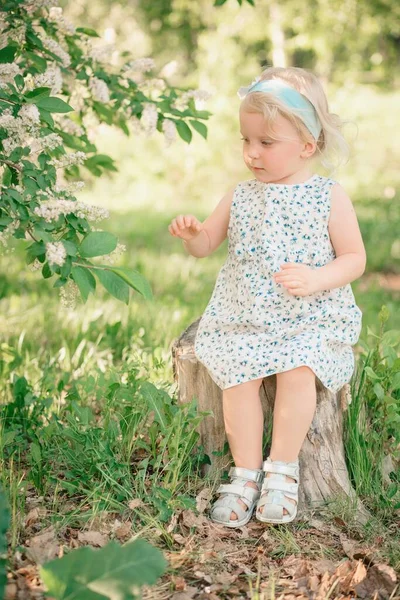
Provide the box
[36,97,74,113]
[75,27,100,37]
[79,232,118,258]
[38,109,54,128]
[106,266,153,300]
[391,372,400,391]
[71,266,96,302]
[62,240,78,256]
[42,262,52,279]
[25,87,52,102]
[14,74,25,90]
[140,382,168,430]
[0,45,17,63]
[95,268,129,304]
[189,119,208,139]
[175,120,192,143]
[24,52,47,73]
[40,538,167,599]
[364,366,381,381]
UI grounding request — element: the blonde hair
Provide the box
[240,66,350,173]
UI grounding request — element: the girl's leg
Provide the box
[222,377,264,521]
[257,365,317,516]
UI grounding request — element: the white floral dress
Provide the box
[194,174,363,394]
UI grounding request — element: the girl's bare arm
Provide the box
[316,184,366,290]
[181,186,236,258]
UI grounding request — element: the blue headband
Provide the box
[237,78,322,140]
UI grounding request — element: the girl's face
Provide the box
[239,109,316,184]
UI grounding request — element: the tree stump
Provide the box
[172,317,368,521]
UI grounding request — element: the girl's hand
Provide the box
[168,214,203,241]
[273,263,320,296]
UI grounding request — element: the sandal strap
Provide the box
[257,492,297,516]
[217,482,260,503]
[261,478,298,495]
[262,459,299,480]
[212,495,250,520]
[229,466,264,484]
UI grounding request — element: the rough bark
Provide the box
[172,317,368,522]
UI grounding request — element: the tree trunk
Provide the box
[172,317,368,522]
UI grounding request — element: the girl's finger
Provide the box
[176,215,186,228]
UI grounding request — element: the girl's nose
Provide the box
[247,145,260,159]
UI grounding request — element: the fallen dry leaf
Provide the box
[114,521,132,540]
[173,533,186,545]
[171,575,186,591]
[195,488,212,513]
[24,507,47,529]
[355,563,397,599]
[77,530,108,547]
[4,582,17,600]
[214,571,237,585]
[26,527,59,565]
[128,498,143,510]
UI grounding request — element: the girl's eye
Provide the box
[240,137,272,146]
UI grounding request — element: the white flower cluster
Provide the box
[0,219,20,250]
[123,58,155,73]
[37,133,63,152]
[89,77,110,103]
[0,108,40,154]
[137,77,167,98]
[172,89,212,112]
[55,117,84,137]
[54,181,85,195]
[49,7,76,36]
[41,36,71,68]
[34,198,109,223]
[89,44,116,64]
[50,151,86,169]
[46,241,66,266]
[162,119,177,147]
[25,0,58,11]
[102,243,127,265]
[59,279,79,309]
[140,103,158,136]
[33,64,63,95]
[0,63,23,89]
[0,24,26,48]
[18,104,40,125]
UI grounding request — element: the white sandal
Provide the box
[209,466,264,528]
[255,457,300,524]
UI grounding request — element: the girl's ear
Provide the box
[300,140,317,158]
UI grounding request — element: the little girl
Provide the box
[168,66,366,527]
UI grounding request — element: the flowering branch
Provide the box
[0,0,212,307]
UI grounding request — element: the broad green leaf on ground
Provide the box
[0,489,10,600]
[40,538,167,600]
[79,232,118,258]
[71,266,96,302]
[95,268,130,304]
[140,382,169,430]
